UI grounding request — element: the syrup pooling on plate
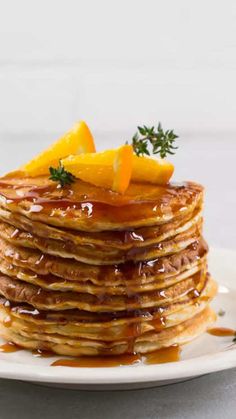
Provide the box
[207,327,236,337]
[32,349,55,358]
[0,341,21,353]
[51,354,141,368]
[51,345,181,368]
[144,345,181,364]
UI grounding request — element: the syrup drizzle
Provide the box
[32,349,55,358]
[0,340,180,364]
[0,342,21,353]
[3,316,12,327]
[207,327,236,337]
[51,354,141,368]
[144,345,181,364]
[0,178,200,231]
[51,345,181,368]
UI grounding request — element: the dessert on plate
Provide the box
[0,122,217,359]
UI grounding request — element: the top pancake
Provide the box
[0,175,203,231]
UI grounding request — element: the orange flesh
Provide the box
[62,150,174,191]
[20,121,96,176]
[62,145,133,193]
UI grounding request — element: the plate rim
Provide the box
[0,348,235,384]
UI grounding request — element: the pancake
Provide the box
[0,218,203,264]
[0,256,206,294]
[0,269,208,312]
[0,278,217,342]
[0,176,204,231]
[0,306,216,356]
[0,236,208,285]
[0,173,216,358]
[0,205,202,250]
[2,276,217,328]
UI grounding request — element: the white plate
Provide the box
[0,247,235,390]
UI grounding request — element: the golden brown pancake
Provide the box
[0,306,216,356]
[0,269,208,312]
[0,176,204,231]
[0,218,203,264]
[0,205,202,250]
[0,279,217,342]
[0,236,208,285]
[0,257,206,294]
[0,174,216,357]
[0,239,208,287]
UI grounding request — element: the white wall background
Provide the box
[0,0,236,138]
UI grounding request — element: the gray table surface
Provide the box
[0,133,235,419]
[0,369,235,419]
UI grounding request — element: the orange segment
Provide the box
[112,145,133,194]
[132,155,174,185]
[62,145,133,193]
[20,121,96,176]
[62,149,173,192]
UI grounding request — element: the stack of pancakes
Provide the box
[0,175,217,356]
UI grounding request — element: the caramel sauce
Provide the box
[119,322,142,339]
[0,178,198,228]
[3,315,12,327]
[0,342,21,353]
[190,289,200,298]
[150,316,166,331]
[32,349,55,358]
[207,327,236,337]
[0,178,189,207]
[126,337,136,354]
[51,354,141,368]
[15,199,178,225]
[51,345,180,368]
[144,345,180,364]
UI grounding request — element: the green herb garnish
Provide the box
[218,309,226,317]
[130,123,178,158]
[49,162,75,187]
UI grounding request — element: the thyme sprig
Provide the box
[131,123,178,158]
[49,162,75,187]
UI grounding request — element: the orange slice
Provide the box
[132,155,174,185]
[62,145,133,193]
[20,121,95,176]
[112,145,133,193]
[63,150,173,190]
